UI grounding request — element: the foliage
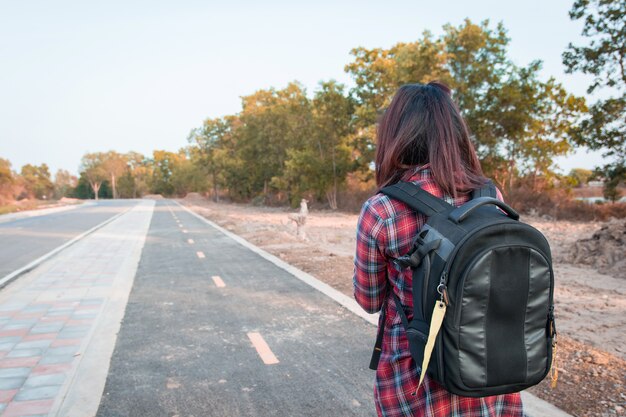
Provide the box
[345,19,587,192]
[563,0,626,193]
[278,81,355,208]
[80,153,108,200]
[568,168,594,187]
[0,158,14,201]
[53,169,77,199]
[599,163,625,203]
[20,164,54,199]
[101,151,128,199]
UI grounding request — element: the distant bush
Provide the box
[507,184,626,221]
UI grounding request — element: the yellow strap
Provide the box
[550,340,559,388]
[416,301,447,391]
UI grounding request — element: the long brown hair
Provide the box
[375,81,485,197]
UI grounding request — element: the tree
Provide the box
[237,82,312,201]
[563,0,626,191]
[600,163,625,203]
[125,151,150,198]
[568,168,593,187]
[80,153,107,200]
[188,117,236,201]
[20,164,54,199]
[102,151,128,199]
[279,81,355,208]
[0,158,14,201]
[345,19,586,190]
[53,169,77,199]
[148,150,185,196]
[170,149,208,197]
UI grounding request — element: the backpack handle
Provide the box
[449,197,520,223]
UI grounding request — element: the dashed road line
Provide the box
[212,276,226,288]
[247,332,279,365]
[196,251,205,259]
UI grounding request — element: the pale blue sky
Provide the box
[0,0,608,176]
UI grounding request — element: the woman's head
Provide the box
[375,81,485,197]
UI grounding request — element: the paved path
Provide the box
[96,200,376,417]
[0,201,136,279]
[0,200,152,417]
[0,199,572,417]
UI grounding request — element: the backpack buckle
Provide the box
[394,236,442,270]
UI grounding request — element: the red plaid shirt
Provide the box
[353,166,524,417]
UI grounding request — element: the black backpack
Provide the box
[369,181,556,397]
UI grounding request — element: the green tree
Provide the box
[126,151,150,198]
[236,82,312,200]
[345,19,586,190]
[148,150,185,196]
[170,149,208,197]
[102,151,128,199]
[563,0,626,195]
[568,168,593,187]
[188,117,237,201]
[279,81,355,208]
[53,169,77,199]
[20,164,54,199]
[80,153,108,200]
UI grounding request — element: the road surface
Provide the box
[96,200,376,416]
[0,201,136,279]
[0,199,570,417]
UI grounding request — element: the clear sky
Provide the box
[0,0,608,176]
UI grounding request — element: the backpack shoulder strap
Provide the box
[380,182,453,216]
[471,180,498,199]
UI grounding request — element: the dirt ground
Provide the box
[181,196,626,417]
[0,197,82,215]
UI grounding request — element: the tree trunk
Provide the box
[212,171,219,202]
[325,189,337,210]
[90,182,101,201]
[330,148,338,210]
[111,173,117,199]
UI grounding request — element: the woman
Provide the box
[353,82,524,417]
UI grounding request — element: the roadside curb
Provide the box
[175,200,574,417]
[0,205,132,290]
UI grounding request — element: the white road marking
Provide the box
[247,332,279,365]
[187,239,194,244]
[182,229,188,234]
[196,251,205,259]
[212,276,226,288]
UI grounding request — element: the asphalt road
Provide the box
[96,200,378,417]
[0,200,138,279]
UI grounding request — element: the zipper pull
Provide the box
[437,272,449,305]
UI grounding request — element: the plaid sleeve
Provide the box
[353,199,389,314]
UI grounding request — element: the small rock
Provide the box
[591,352,610,365]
